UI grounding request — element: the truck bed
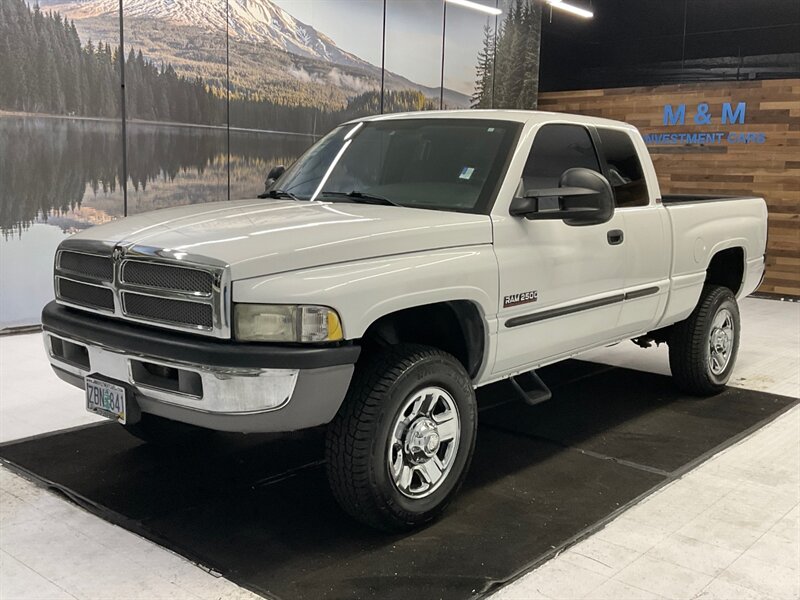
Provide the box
[657,194,767,328]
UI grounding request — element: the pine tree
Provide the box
[517,1,541,109]
[0,24,18,108]
[472,20,495,109]
[503,0,526,108]
[125,47,138,118]
[492,11,512,108]
[471,0,542,110]
[66,20,84,112]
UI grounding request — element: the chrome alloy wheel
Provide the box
[388,386,461,499]
[708,307,735,376]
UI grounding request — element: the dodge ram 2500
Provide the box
[43,110,767,530]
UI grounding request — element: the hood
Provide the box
[70,199,493,280]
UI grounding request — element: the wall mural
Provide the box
[472,0,541,109]
[0,0,541,328]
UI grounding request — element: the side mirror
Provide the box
[509,167,614,226]
[257,165,286,198]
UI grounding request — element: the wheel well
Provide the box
[706,247,745,295]
[359,301,485,378]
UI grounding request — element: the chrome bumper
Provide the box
[45,332,299,414]
[43,331,355,433]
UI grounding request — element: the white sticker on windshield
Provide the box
[459,167,475,180]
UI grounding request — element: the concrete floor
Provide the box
[0,297,798,599]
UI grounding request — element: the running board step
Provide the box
[510,370,552,406]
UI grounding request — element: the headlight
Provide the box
[234,304,343,343]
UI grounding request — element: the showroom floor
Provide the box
[0,297,798,600]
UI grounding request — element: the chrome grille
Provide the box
[58,279,115,311]
[54,241,230,338]
[122,261,214,295]
[122,292,214,328]
[58,251,113,281]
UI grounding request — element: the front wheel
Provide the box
[669,285,741,396]
[325,344,477,531]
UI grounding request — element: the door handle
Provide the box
[607,229,624,245]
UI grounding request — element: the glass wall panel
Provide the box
[444,0,501,109]
[384,0,460,112]
[229,0,385,200]
[491,0,542,109]
[123,0,228,214]
[0,0,123,327]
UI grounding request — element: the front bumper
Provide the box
[42,301,359,433]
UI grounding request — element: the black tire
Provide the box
[121,412,212,446]
[325,344,477,532]
[669,285,741,396]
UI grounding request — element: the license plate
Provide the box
[85,377,127,423]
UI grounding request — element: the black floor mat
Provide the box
[1,361,795,600]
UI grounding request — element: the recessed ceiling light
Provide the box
[547,0,594,19]
[445,0,503,16]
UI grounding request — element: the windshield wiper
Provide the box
[319,190,401,207]
[258,189,300,200]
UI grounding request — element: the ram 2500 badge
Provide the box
[43,111,767,530]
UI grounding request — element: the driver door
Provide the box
[491,123,628,377]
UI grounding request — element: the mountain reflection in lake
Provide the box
[0,115,311,233]
[0,114,312,327]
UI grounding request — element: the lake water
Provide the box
[0,115,313,328]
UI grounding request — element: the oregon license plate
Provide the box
[85,377,127,423]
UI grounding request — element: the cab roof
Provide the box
[351,109,637,131]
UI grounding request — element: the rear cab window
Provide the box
[596,128,650,208]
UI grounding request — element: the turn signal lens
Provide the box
[234,304,344,343]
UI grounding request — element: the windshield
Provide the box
[276,119,521,214]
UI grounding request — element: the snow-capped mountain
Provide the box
[41,0,471,107]
[45,0,371,70]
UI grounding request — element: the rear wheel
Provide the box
[669,285,741,396]
[325,344,477,531]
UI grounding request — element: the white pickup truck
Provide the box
[43,110,767,530]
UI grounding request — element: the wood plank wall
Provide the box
[538,79,800,297]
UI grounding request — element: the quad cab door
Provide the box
[491,123,629,377]
[593,127,670,334]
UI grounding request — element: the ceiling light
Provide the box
[445,0,503,16]
[547,0,593,18]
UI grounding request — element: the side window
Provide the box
[520,124,601,198]
[597,129,649,208]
